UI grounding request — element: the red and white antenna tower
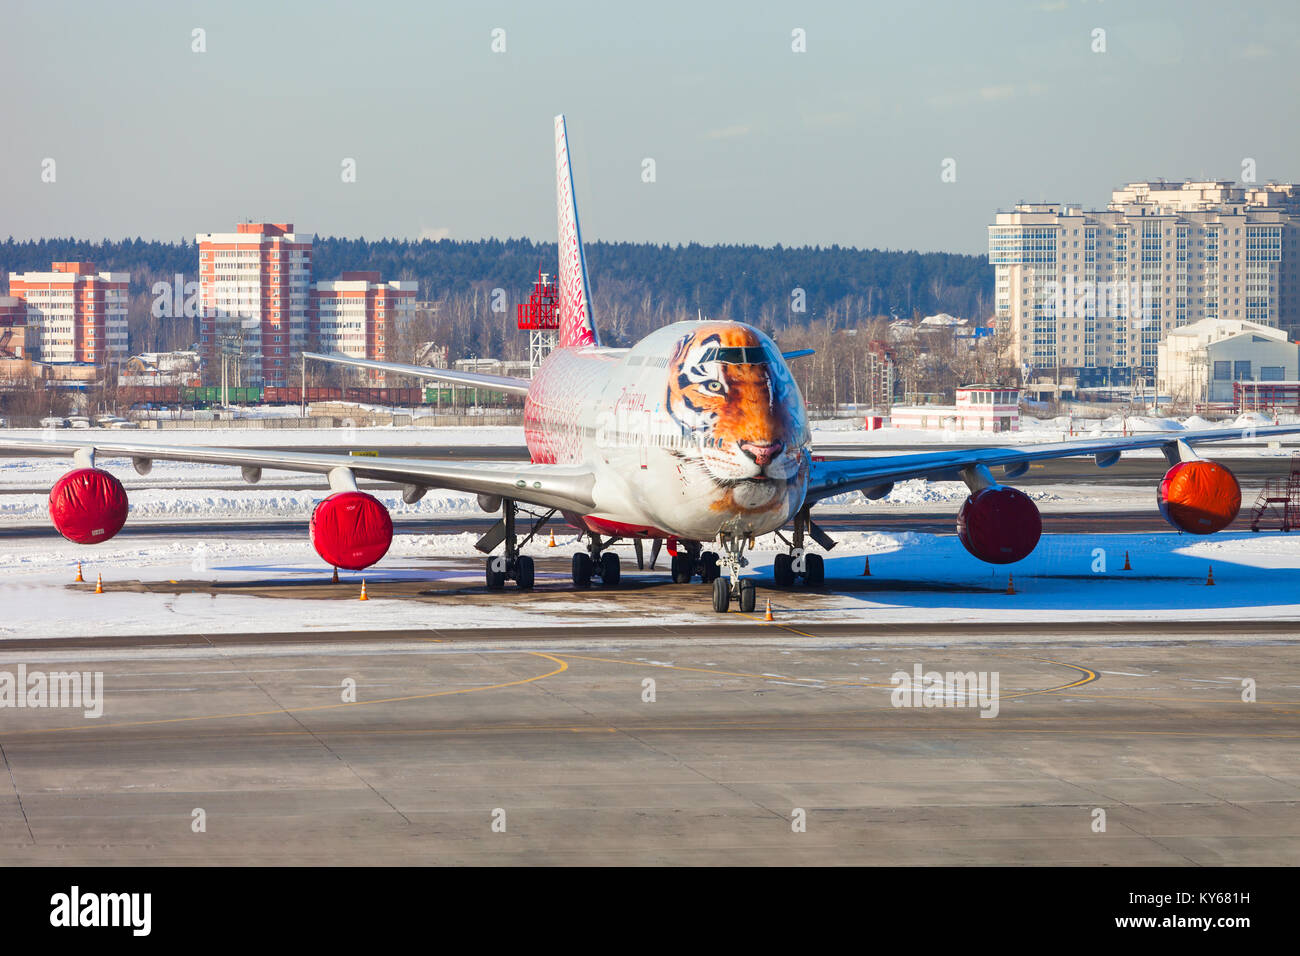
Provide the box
[516,269,559,376]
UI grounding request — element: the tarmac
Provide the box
[0,616,1296,865]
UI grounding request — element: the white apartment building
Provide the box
[1157,317,1298,405]
[197,222,313,388]
[310,272,416,383]
[6,262,129,367]
[989,181,1300,388]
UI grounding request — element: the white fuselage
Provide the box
[524,321,811,542]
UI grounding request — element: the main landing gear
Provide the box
[772,505,831,588]
[571,533,622,589]
[772,550,824,587]
[477,498,551,591]
[668,543,721,585]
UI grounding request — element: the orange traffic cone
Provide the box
[1123,551,1132,571]
[94,573,103,594]
[75,561,84,583]
[359,580,369,601]
[1206,565,1215,586]
[764,598,774,622]
[332,566,339,584]
[1005,574,1016,595]
[861,555,871,576]
[547,529,556,548]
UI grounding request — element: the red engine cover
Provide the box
[48,468,129,544]
[309,491,393,570]
[957,485,1042,564]
[1158,460,1240,535]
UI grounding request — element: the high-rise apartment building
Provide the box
[310,272,416,383]
[5,262,129,367]
[196,222,313,388]
[989,181,1300,386]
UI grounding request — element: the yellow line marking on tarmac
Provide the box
[6,645,1284,748]
[721,617,1101,701]
[35,721,1300,746]
[560,653,894,688]
[0,651,567,739]
[995,657,1098,701]
[1029,692,1300,706]
[732,606,819,638]
[560,652,1100,700]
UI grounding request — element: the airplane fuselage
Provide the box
[524,320,812,542]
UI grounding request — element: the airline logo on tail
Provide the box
[554,114,599,349]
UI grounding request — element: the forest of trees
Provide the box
[0,236,1004,411]
[0,235,992,348]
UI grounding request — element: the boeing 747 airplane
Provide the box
[3,116,1294,612]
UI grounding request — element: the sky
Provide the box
[0,0,1297,254]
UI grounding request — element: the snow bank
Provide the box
[814,478,1059,508]
[0,488,486,522]
[0,527,1297,639]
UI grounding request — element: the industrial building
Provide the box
[1157,317,1299,405]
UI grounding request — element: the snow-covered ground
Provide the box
[0,486,488,522]
[0,477,1167,523]
[813,411,1300,452]
[0,416,1293,522]
[5,412,1294,456]
[0,424,524,449]
[0,527,1296,640]
[0,420,1296,641]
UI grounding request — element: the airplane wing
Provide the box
[806,424,1300,503]
[301,351,531,395]
[0,438,594,513]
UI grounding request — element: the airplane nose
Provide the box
[739,440,783,467]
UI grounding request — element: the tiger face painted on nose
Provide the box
[664,324,805,511]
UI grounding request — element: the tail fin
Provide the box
[554,114,600,348]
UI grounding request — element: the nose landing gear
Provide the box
[710,533,757,613]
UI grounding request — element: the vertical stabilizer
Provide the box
[554,114,600,348]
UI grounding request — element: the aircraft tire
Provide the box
[600,552,621,587]
[711,576,730,613]
[773,553,795,586]
[572,552,593,589]
[804,553,825,586]
[738,579,756,613]
[516,555,535,590]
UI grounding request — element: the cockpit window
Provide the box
[700,346,769,364]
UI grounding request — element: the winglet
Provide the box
[554,115,600,348]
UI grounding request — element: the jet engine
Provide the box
[956,485,1042,564]
[309,491,393,570]
[1157,460,1240,535]
[49,468,129,544]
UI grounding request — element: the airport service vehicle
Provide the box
[2,116,1297,612]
